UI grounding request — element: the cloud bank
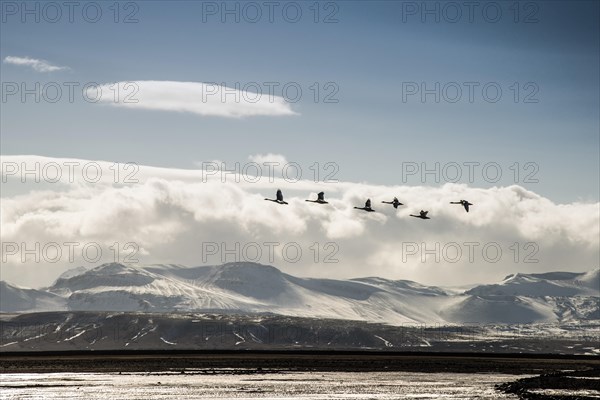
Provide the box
[3,56,69,72]
[1,155,598,288]
[90,81,298,118]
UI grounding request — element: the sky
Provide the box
[1,1,599,288]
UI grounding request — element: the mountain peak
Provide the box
[51,262,155,292]
[220,261,280,271]
[54,266,89,283]
[91,262,132,273]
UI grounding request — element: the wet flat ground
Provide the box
[0,370,522,399]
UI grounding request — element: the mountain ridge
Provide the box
[1,262,598,326]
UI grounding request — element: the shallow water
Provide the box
[0,371,520,399]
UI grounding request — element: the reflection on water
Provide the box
[0,371,521,399]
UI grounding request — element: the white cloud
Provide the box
[90,81,298,118]
[247,153,289,178]
[248,153,289,166]
[1,155,598,288]
[3,56,69,72]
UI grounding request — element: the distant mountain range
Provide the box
[1,263,598,325]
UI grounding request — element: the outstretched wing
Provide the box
[276,189,283,202]
[318,192,325,201]
[422,210,429,216]
[464,203,470,212]
[365,199,371,208]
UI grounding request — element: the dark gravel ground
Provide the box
[1,351,598,375]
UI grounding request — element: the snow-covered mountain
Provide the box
[466,270,600,297]
[48,263,260,313]
[0,281,66,313]
[1,263,598,325]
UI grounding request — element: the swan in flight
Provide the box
[410,210,430,219]
[354,199,375,212]
[382,197,404,209]
[265,189,288,205]
[450,200,473,212]
[305,192,328,204]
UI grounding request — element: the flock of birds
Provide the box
[265,190,473,219]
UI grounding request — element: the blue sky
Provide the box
[1,1,600,287]
[1,0,599,203]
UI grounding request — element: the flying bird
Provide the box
[354,199,375,212]
[305,192,328,204]
[450,200,473,212]
[382,197,404,209]
[410,210,430,219]
[265,189,288,205]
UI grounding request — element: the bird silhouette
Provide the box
[354,199,375,212]
[450,200,473,212]
[305,192,328,204]
[410,210,430,219]
[382,197,404,209]
[264,189,288,205]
